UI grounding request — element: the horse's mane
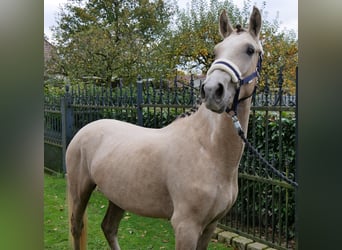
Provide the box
[235,24,245,33]
[176,97,202,120]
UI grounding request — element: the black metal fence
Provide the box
[44,69,297,249]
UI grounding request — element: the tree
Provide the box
[259,16,298,94]
[168,0,239,72]
[169,0,298,94]
[47,0,298,94]
[48,0,177,84]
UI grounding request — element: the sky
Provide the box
[44,0,297,41]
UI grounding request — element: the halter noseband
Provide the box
[206,52,263,114]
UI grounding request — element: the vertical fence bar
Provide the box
[152,80,157,128]
[294,66,299,250]
[264,77,270,242]
[190,74,194,105]
[159,78,164,127]
[61,84,73,173]
[146,80,151,126]
[136,75,143,126]
[285,160,289,248]
[277,66,284,246]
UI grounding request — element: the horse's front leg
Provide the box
[196,220,218,250]
[171,213,202,250]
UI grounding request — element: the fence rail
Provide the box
[44,69,297,249]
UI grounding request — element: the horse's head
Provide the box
[200,6,263,113]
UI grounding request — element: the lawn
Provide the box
[44,173,232,250]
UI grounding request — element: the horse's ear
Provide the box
[219,10,233,38]
[248,6,262,38]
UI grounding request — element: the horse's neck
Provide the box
[194,99,252,139]
[235,98,253,134]
[188,100,252,168]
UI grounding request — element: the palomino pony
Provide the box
[66,6,263,250]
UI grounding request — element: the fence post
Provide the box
[61,84,73,173]
[273,66,284,106]
[136,75,143,126]
[294,65,299,250]
[190,74,194,104]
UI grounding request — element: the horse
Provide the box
[66,6,263,250]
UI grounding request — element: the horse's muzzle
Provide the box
[200,81,226,113]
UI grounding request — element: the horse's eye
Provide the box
[246,46,255,56]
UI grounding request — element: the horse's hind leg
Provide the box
[68,177,96,250]
[101,201,124,250]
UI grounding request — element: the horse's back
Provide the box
[66,118,159,176]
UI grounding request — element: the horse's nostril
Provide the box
[215,83,224,99]
[200,84,206,99]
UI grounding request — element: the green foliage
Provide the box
[260,19,298,94]
[247,110,296,173]
[233,109,296,243]
[169,0,238,72]
[49,0,177,83]
[44,84,64,100]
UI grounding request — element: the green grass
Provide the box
[44,173,232,250]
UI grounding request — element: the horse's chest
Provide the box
[213,182,239,218]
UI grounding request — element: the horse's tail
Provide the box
[66,173,88,250]
[79,210,88,250]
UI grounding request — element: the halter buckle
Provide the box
[231,114,243,135]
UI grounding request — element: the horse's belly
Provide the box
[94,169,174,219]
[100,187,173,218]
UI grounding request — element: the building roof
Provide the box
[44,38,54,62]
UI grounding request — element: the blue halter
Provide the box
[209,53,263,114]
